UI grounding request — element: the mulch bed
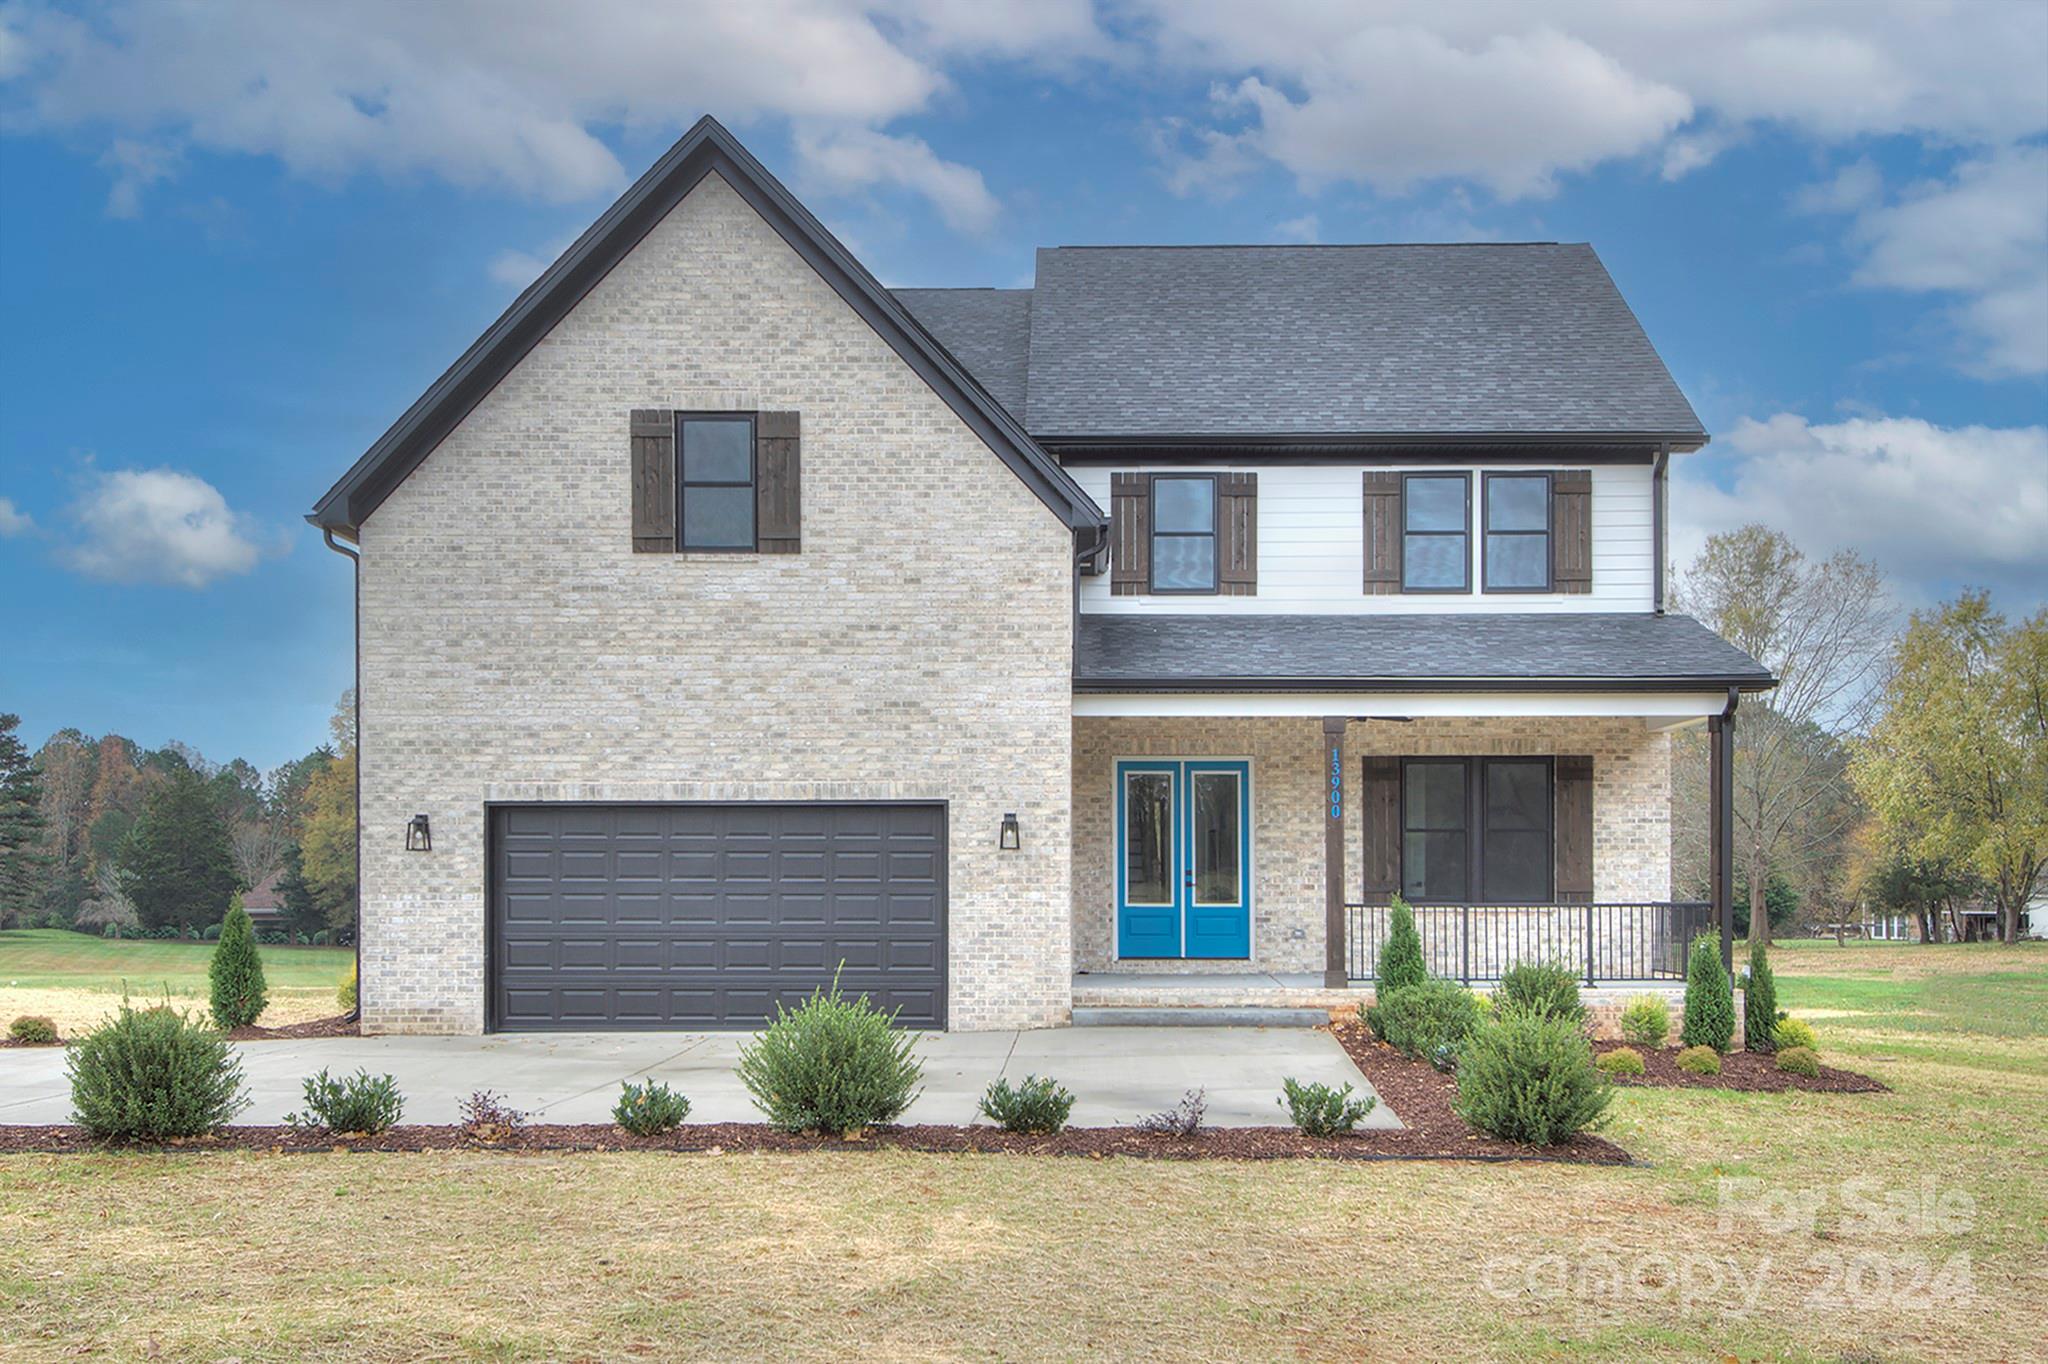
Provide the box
[0,1037,64,1049]
[1593,1042,1887,1093]
[225,1014,360,1041]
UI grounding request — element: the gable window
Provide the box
[1400,757,1554,903]
[1483,473,1552,591]
[1401,473,1470,592]
[1150,475,1217,593]
[678,414,756,550]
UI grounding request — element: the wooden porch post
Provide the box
[1323,716,1349,989]
[1710,688,1739,978]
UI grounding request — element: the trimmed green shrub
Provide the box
[201,922,221,941]
[1680,935,1735,1052]
[1743,942,1779,1053]
[1279,1078,1377,1136]
[1773,1016,1819,1053]
[1676,1044,1722,1076]
[337,960,358,1011]
[9,1015,59,1044]
[613,1079,691,1135]
[1496,959,1585,1027]
[1378,897,1426,993]
[67,1000,247,1141]
[286,1068,405,1134]
[1371,978,1487,1061]
[207,897,268,1030]
[1453,1009,1611,1145]
[979,1074,1076,1134]
[1775,1045,1821,1079]
[736,972,923,1134]
[1595,1046,1646,1076]
[1619,994,1671,1048]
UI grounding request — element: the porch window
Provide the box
[1400,757,1554,903]
[1150,475,1218,592]
[1483,473,1551,591]
[1401,474,1470,591]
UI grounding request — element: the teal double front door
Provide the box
[1115,759,1252,959]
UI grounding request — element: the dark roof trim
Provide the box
[311,116,1103,534]
[1045,431,1708,454]
[1074,674,1779,695]
[1057,446,1659,467]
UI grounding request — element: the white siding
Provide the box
[1075,462,1656,614]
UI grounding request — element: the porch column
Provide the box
[1323,716,1348,989]
[1709,688,1739,977]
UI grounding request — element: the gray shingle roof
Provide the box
[892,288,1032,417]
[905,244,1703,441]
[1075,613,1772,690]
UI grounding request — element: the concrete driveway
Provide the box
[0,1026,1398,1129]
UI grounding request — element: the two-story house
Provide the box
[311,118,1771,1035]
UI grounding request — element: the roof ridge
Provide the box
[1045,241,1570,250]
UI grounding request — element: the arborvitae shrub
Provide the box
[1680,935,1735,1052]
[1378,897,1427,993]
[1743,943,1779,1053]
[207,897,268,1030]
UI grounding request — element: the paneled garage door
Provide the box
[489,803,947,1030]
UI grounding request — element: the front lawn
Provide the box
[1,941,2041,1361]
[0,928,351,1035]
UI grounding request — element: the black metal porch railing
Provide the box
[1344,902,1713,985]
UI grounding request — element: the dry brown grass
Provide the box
[0,985,337,1038]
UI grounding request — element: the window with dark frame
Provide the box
[1483,472,1552,592]
[1151,474,1218,593]
[1401,473,1470,592]
[1399,757,1554,904]
[677,414,756,551]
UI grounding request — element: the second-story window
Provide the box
[1151,475,1217,593]
[678,415,756,550]
[1483,472,1551,591]
[1401,473,1470,592]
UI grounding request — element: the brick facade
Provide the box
[1072,716,1673,975]
[356,172,1075,1033]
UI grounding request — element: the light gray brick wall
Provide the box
[356,172,1075,1033]
[1072,716,1672,974]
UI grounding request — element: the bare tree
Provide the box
[1673,526,1892,944]
[230,811,291,890]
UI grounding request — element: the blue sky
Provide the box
[2,1,2045,772]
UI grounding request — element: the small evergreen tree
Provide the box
[0,714,49,924]
[208,895,268,1029]
[1378,897,1426,993]
[1743,941,1779,1053]
[1680,934,1735,1052]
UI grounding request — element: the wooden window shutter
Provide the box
[1110,473,1151,595]
[1551,469,1592,594]
[1360,755,1401,905]
[630,409,675,553]
[1217,472,1257,595]
[1554,755,1594,903]
[1362,471,1401,594]
[756,411,801,554]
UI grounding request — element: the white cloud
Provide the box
[98,138,181,218]
[0,496,33,536]
[1792,157,1882,215]
[60,468,266,588]
[487,230,585,289]
[1673,413,2048,604]
[791,125,998,233]
[1274,212,1319,243]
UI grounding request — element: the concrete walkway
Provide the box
[0,1026,1400,1130]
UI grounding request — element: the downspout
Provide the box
[320,527,362,1024]
[1652,442,1669,614]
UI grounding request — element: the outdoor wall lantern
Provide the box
[405,813,432,852]
[999,812,1021,851]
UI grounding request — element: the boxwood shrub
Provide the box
[8,1015,58,1045]
[67,1000,247,1141]
[1676,1044,1722,1076]
[1595,1046,1646,1076]
[979,1074,1076,1134]
[736,972,923,1134]
[613,1079,691,1135]
[1773,1016,1818,1052]
[286,1068,405,1134]
[1619,994,1671,1048]
[1278,1078,1377,1136]
[1453,1007,1611,1145]
[1496,960,1585,1028]
[1370,978,1487,1061]
[1775,1045,1821,1078]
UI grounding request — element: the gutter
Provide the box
[1652,442,1670,614]
[1071,673,1779,695]
[318,525,362,1025]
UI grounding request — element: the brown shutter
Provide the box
[1554,755,1594,903]
[1360,755,1401,905]
[630,409,675,553]
[1217,472,1257,595]
[1110,473,1151,595]
[1362,471,1402,594]
[1552,469,1592,594]
[756,411,801,554]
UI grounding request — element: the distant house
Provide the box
[240,871,285,927]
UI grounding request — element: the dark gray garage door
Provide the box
[490,803,946,1030]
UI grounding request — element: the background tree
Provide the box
[1847,820,1983,944]
[1852,594,2046,943]
[296,693,357,932]
[0,714,49,923]
[1673,526,1891,945]
[116,767,242,932]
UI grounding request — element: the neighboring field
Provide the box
[0,928,351,1035]
[1,941,2043,1361]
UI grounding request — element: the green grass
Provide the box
[0,928,351,1032]
[0,938,2042,1361]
